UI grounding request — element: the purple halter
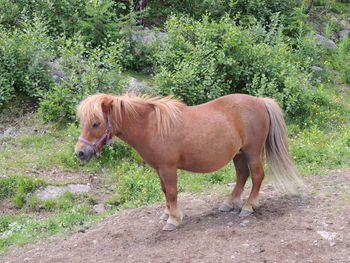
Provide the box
[78,112,112,156]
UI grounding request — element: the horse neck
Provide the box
[112,101,152,147]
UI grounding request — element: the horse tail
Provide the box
[262,98,305,193]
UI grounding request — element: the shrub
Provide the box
[144,0,302,26]
[39,37,126,126]
[153,15,324,119]
[0,21,54,107]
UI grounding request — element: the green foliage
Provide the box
[39,37,126,126]
[114,163,163,208]
[0,21,54,107]
[0,203,105,255]
[153,15,324,119]
[290,125,350,175]
[26,196,42,211]
[333,36,350,84]
[43,192,76,211]
[78,0,119,46]
[0,175,46,201]
[145,0,302,26]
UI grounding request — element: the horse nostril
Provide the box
[75,151,84,158]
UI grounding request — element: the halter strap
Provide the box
[78,112,112,156]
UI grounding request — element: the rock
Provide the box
[317,231,337,241]
[240,220,250,226]
[105,204,113,209]
[315,34,338,49]
[34,184,91,201]
[339,30,350,39]
[2,127,15,137]
[47,58,66,83]
[126,77,153,95]
[131,27,167,46]
[339,19,350,30]
[0,174,8,178]
[93,204,106,213]
[311,66,323,71]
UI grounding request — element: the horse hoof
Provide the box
[162,223,177,231]
[219,203,233,212]
[160,213,169,221]
[239,209,253,217]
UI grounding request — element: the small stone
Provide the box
[34,184,91,201]
[240,220,250,226]
[3,127,15,137]
[315,34,338,49]
[93,204,106,213]
[339,30,350,39]
[105,204,113,209]
[311,66,323,71]
[330,242,336,247]
[317,231,337,241]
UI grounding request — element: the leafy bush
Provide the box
[145,0,302,27]
[39,37,126,126]
[153,15,325,119]
[0,22,54,107]
[334,36,350,84]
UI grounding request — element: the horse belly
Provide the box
[178,140,239,173]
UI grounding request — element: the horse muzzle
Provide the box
[75,146,95,162]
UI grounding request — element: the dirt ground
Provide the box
[1,169,350,263]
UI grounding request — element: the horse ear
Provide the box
[101,97,113,112]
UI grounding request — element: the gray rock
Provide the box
[126,77,153,95]
[317,230,337,241]
[339,30,350,39]
[339,19,350,30]
[47,58,66,83]
[311,66,323,71]
[315,34,338,49]
[93,204,106,213]
[131,27,167,46]
[3,127,15,137]
[34,184,91,201]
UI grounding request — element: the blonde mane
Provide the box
[77,93,185,136]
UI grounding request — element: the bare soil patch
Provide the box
[1,170,350,263]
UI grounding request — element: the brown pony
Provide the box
[75,93,304,231]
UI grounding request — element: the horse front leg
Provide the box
[158,166,183,231]
[158,176,170,221]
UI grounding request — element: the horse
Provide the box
[75,93,304,231]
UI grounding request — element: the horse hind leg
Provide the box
[219,151,249,213]
[239,151,265,217]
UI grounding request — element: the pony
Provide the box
[75,93,304,231]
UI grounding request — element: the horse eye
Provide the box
[92,122,100,128]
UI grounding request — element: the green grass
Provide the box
[290,124,350,175]
[0,204,114,255]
